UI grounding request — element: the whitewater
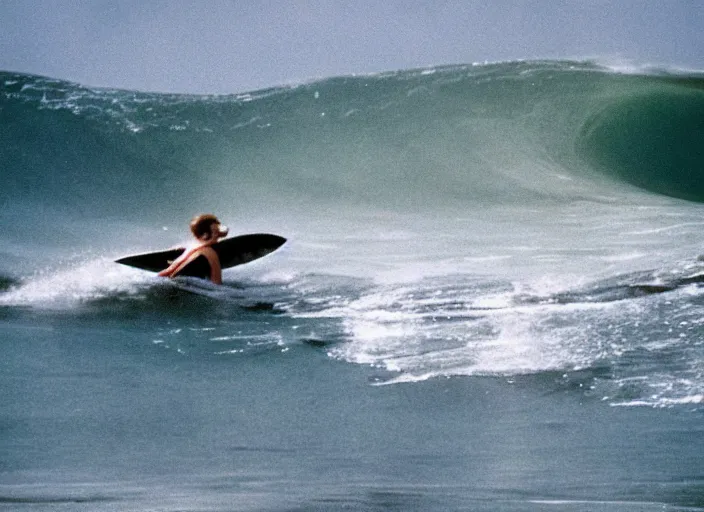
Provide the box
[1,60,704,511]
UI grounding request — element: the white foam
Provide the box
[0,257,151,308]
[599,252,646,263]
[612,394,704,408]
[323,272,660,387]
[471,315,573,375]
[596,56,704,76]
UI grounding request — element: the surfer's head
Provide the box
[190,214,228,242]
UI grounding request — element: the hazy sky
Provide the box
[1,0,702,94]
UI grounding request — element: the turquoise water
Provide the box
[1,61,704,510]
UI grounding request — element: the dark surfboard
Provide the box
[115,233,286,279]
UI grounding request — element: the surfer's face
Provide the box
[206,222,228,241]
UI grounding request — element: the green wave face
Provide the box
[577,82,704,202]
[2,61,703,231]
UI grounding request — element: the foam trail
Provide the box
[0,258,152,307]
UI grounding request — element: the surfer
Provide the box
[158,214,229,284]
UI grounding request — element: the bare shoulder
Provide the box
[196,245,220,264]
[198,246,218,257]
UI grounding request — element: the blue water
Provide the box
[2,60,704,511]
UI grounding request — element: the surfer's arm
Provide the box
[158,246,221,284]
[158,249,197,278]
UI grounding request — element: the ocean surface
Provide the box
[1,60,704,511]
